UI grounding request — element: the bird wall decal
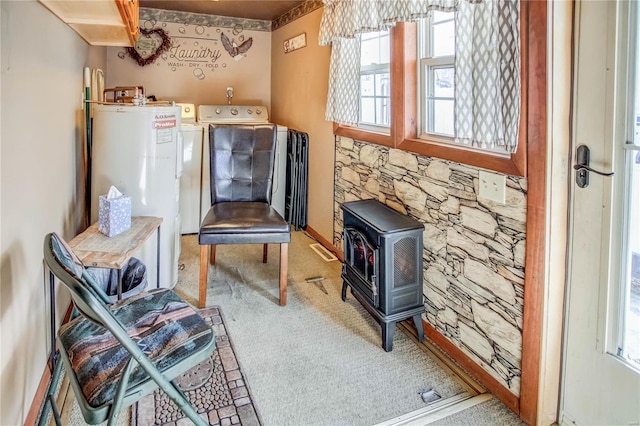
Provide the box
[221,32,253,61]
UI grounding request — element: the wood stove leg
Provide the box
[413,314,425,343]
[382,321,395,352]
[263,244,268,263]
[341,281,349,301]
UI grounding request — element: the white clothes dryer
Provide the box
[176,103,204,234]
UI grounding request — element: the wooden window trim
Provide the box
[335,5,528,177]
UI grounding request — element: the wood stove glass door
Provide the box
[343,227,379,307]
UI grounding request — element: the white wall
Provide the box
[0,1,106,423]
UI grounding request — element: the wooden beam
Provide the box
[519,1,548,424]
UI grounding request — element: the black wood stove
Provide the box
[340,199,425,351]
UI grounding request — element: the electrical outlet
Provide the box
[478,170,506,204]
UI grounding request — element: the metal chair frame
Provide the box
[42,233,215,426]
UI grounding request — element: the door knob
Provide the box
[574,145,614,188]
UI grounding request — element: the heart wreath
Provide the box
[126,28,172,67]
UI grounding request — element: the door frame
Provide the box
[522,1,574,425]
[519,0,552,424]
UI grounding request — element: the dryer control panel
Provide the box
[198,105,269,124]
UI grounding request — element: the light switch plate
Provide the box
[478,170,506,204]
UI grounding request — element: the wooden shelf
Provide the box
[39,0,138,46]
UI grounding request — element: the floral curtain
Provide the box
[319,0,521,153]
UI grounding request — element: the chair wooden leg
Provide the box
[279,243,288,306]
[199,245,209,309]
[209,244,216,265]
[263,244,268,263]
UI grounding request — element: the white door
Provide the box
[561,1,640,424]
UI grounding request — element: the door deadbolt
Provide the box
[574,145,614,188]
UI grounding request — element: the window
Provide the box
[335,9,527,177]
[417,12,513,157]
[618,5,640,368]
[360,30,391,130]
[419,11,455,138]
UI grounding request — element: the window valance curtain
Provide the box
[319,0,521,153]
[319,0,460,43]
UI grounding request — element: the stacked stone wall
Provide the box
[334,137,527,396]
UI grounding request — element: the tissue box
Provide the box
[98,194,131,237]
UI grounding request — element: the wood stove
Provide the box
[340,199,425,351]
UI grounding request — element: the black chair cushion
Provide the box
[199,202,290,245]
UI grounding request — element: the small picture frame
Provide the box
[284,33,307,54]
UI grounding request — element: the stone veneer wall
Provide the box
[334,137,527,396]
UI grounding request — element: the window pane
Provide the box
[361,38,381,66]
[625,152,640,366]
[361,30,390,66]
[375,73,391,97]
[360,98,375,124]
[434,67,454,97]
[419,13,456,139]
[361,74,375,96]
[432,99,454,135]
[360,30,390,129]
[376,98,390,126]
[379,33,390,63]
[432,17,455,57]
[360,71,390,127]
[620,3,640,367]
[432,11,452,24]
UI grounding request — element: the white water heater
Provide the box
[91,104,182,289]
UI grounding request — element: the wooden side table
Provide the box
[68,216,163,299]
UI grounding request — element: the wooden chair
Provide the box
[43,232,215,426]
[198,124,290,308]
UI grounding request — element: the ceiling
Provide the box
[138,1,306,22]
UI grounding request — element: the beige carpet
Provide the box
[174,231,467,425]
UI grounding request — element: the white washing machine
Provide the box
[197,105,288,221]
[177,103,204,234]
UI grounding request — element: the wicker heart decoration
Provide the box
[126,28,172,67]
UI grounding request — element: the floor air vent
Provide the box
[310,243,338,262]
